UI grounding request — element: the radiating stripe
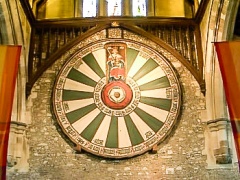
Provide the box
[118,117,132,148]
[67,68,97,87]
[139,76,170,91]
[134,106,165,131]
[66,103,96,124]
[92,115,112,146]
[129,112,155,140]
[64,98,94,113]
[141,88,168,99]
[132,58,159,81]
[92,49,106,73]
[63,90,93,101]
[136,66,165,86]
[80,112,106,142]
[76,61,101,82]
[82,53,105,78]
[124,115,144,146]
[127,54,148,78]
[64,79,94,92]
[105,116,118,148]
[72,108,101,134]
[126,48,139,73]
[140,97,172,111]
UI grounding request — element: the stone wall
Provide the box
[6,0,240,178]
[8,30,240,179]
[200,0,240,168]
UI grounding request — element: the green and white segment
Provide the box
[53,44,181,158]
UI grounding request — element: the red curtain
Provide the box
[214,41,240,167]
[0,45,21,180]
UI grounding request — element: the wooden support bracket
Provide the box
[151,144,158,154]
[74,144,82,153]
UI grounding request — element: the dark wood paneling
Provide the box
[19,0,207,96]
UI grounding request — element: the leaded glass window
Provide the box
[83,0,96,17]
[107,0,122,16]
[132,0,146,16]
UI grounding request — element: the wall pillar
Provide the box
[75,0,83,17]
[123,0,132,16]
[207,119,232,164]
[147,0,155,16]
[98,0,107,16]
[7,121,29,172]
[1,0,31,174]
[200,0,237,168]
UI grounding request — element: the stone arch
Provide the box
[202,0,240,167]
[27,23,204,95]
[0,0,30,172]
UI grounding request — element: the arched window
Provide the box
[132,0,146,16]
[107,0,122,16]
[35,0,194,19]
[83,0,96,17]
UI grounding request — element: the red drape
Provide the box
[214,41,240,167]
[0,45,21,180]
